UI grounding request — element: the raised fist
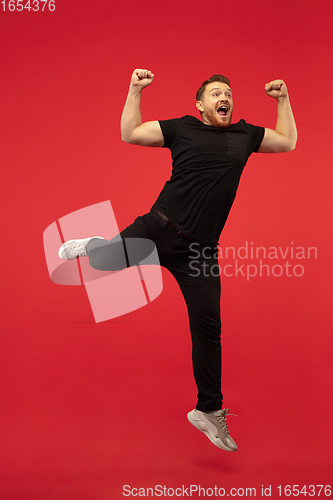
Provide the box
[265,79,288,100]
[130,69,154,90]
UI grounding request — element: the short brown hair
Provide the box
[196,75,231,101]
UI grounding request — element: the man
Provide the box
[58,69,297,452]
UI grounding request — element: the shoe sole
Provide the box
[187,410,236,452]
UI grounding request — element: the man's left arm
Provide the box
[258,79,297,153]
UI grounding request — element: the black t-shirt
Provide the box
[151,115,265,244]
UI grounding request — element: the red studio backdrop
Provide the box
[1,0,332,499]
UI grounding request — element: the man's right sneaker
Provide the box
[187,408,238,452]
[58,237,104,260]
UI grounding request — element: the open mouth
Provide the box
[217,105,228,117]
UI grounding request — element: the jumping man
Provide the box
[58,69,297,452]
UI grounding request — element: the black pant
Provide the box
[86,209,222,412]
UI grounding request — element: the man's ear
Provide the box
[196,100,204,112]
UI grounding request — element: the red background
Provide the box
[1,0,332,498]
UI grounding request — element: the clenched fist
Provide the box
[131,69,154,90]
[265,79,288,100]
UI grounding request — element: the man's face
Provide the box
[196,82,233,128]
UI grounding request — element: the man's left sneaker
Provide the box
[58,237,104,260]
[187,408,238,452]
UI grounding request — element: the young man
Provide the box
[59,69,297,452]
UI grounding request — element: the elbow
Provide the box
[289,137,297,151]
[290,131,298,151]
[121,127,138,144]
[121,132,132,144]
[285,135,297,152]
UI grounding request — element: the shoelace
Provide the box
[214,408,238,434]
[72,243,87,257]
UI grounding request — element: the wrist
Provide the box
[129,85,143,97]
[277,94,289,106]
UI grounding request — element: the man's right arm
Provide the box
[121,69,164,147]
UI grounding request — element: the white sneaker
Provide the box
[58,237,104,260]
[187,408,238,452]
